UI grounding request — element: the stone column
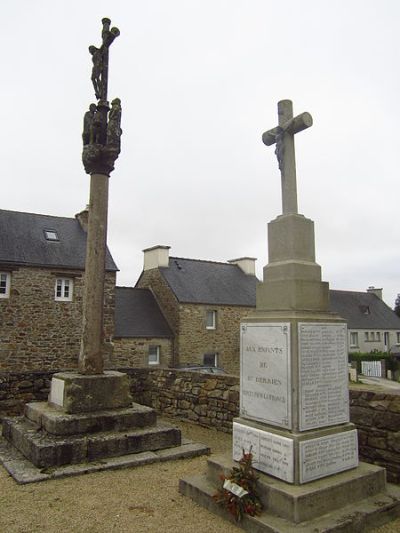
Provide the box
[79,173,109,374]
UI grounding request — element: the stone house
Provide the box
[135,246,257,375]
[0,209,118,371]
[112,287,173,367]
[330,287,400,354]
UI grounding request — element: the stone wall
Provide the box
[123,368,240,432]
[1,369,400,483]
[177,303,252,375]
[136,269,179,335]
[112,338,174,367]
[350,388,400,484]
[0,266,115,372]
[0,370,53,418]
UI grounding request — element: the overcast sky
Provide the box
[1,1,399,308]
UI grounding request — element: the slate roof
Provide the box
[114,287,173,338]
[0,209,118,271]
[329,290,400,330]
[158,256,257,306]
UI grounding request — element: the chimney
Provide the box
[228,257,256,276]
[143,245,170,271]
[75,205,89,232]
[367,286,383,300]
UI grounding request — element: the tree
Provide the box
[394,294,400,317]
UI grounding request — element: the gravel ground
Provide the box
[0,417,399,533]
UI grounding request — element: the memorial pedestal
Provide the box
[0,371,209,483]
[237,313,357,485]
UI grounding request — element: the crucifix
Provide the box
[80,18,122,374]
[262,100,312,215]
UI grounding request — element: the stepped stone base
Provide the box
[179,453,400,532]
[0,372,209,483]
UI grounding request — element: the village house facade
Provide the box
[135,246,257,375]
[329,287,400,354]
[0,209,117,371]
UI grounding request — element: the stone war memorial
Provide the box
[0,18,207,483]
[180,100,400,531]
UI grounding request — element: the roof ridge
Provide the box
[0,209,75,221]
[169,256,235,266]
[116,286,148,291]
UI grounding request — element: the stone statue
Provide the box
[82,104,97,145]
[89,46,103,100]
[106,98,122,150]
[274,128,284,172]
[82,18,121,176]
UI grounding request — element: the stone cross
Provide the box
[79,18,121,375]
[262,100,312,215]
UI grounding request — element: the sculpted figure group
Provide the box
[82,18,122,176]
[82,99,122,150]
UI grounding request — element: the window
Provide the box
[0,272,10,298]
[203,353,217,367]
[206,310,217,330]
[364,332,369,342]
[44,229,59,241]
[148,345,160,365]
[55,278,73,301]
[370,332,375,341]
[397,332,400,345]
[376,332,381,342]
[349,332,358,347]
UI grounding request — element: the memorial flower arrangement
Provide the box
[213,449,263,522]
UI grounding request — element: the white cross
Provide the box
[262,100,312,215]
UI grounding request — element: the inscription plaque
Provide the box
[49,378,65,407]
[299,429,358,483]
[233,422,294,482]
[240,323,291,429]
[299,323,349,431]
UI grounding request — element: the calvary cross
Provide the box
[262,100,312,215]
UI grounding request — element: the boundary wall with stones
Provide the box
[1,369,400,483]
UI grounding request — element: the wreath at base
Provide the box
[213,449,263,522]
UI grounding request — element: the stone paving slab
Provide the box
[0,435,209,484]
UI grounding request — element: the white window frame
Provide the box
[148,345,160,365]
[206,310,217,330]
[349,332,358,348]
[55,278,73,301]
[0,272,11,298]
[203,353,218,367]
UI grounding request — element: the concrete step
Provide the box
[24,401,156,436]
[179,472,400,532]
[0,435,210,484]
[2,416,181,468]
[205,453,387,523]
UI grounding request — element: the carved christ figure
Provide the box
[89,46,103,100]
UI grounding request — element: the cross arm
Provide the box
[262,112,313,146]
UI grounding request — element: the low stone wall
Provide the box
[350,388,400,484]
[1,369,400,483]
[123,368,240,432]
[0,370,54,418]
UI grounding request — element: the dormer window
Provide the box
[44,229,59,241]
[359,305,370,315]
